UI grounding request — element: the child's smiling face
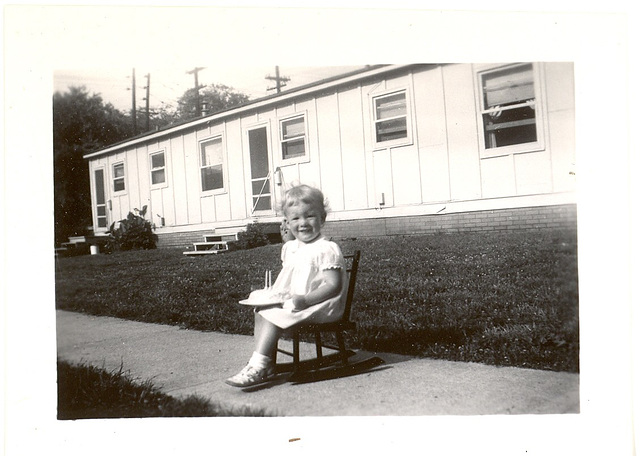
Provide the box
[285,201,324,244]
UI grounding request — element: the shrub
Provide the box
[106,206,157,252]
[235,222,270,250]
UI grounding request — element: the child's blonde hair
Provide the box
[281,185,329,222]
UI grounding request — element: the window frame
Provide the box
[278,112,309,165]
[371,88,413,149]
[112,161,126,194]
[198,134,227,195]
[149,149,168,189]
[475,62,546,158]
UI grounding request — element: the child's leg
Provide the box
[225,313,281,387]
[254,311,282,360]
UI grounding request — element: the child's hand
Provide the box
[286,270,342,312]
[291,295,307,311]
[282,297,305,312]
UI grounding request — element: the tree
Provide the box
[145,103,181,131]
[53,86,132,245]
[53,82,251,245]
[175,84,250,121]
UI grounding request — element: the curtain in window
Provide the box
[483,64,534,109]
[201,140,223,167]
[201,139,224,191]
[375,92,408,142]
[376,92,407,119]
[113,164,125,192]
[281,117,306,159]
[481,64,537,148]
[151,153,165,185]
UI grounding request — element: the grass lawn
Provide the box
[55,229,579,372]
[57,360,273,419]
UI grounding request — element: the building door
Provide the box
[247,126,273,214]
[94,168,108,230]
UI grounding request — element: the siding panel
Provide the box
[201,196,215,223]
[296,98,321,189]
[414,66,451,203]
[316,93,345,212]
[419,144,451,203]
[481,155,515,198]
[129,147,143,213]
[360,79,380,207]
[442,65,482,201]
[183,131,202,225]
[214,193,231,221]
[338,86,368,210]
[391,146,421,205]
[373,149,393,207]
[170,135,189,225]
[149,190,163,225]
[514,151,552,195]
[413,67,447,148]
[544,62,575,113]
[227,118,249,221]
[548,109,576,193]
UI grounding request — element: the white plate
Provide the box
[238,299,283,307]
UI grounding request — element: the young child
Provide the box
[225,184,349,387]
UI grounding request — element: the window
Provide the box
[373,90,408,144]
[478,63,542,152]
[200,137,224,192]
[150,151,166,186]
[113,163,125,192]
[280,115,306,160]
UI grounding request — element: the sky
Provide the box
[53,65,366,113]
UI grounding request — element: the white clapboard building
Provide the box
[84,63,576,252]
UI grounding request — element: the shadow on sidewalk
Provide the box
[240,354,390,392]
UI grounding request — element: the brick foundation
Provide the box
[323,204,577,239]
[156,222,282,250]
[156,204,577,249]
[156,229,214,250]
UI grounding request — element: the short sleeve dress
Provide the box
[258,236,348,329]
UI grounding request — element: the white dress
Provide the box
[258,236,348,329]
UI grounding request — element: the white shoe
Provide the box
[224,364,275,387]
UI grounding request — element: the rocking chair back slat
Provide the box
[342,250,361,323]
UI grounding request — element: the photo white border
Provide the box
[3,4,636,455]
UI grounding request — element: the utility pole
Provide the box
[186,67,206,117]
[143,73,150,131]
[266,66,290,93]
[131,68,137,135]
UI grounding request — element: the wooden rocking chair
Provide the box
[275,250,383,381]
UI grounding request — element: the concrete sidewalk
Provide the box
[56,310,579,416]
